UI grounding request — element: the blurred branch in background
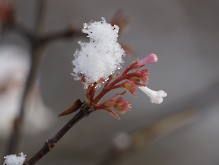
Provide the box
[2,0,85,155]
[5,0,48,155]
[39,26,84,44]
[96,108,198,165]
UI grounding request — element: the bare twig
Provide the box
[24,104,92,165]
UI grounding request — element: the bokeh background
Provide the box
[1,0,219,165]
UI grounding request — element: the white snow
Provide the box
[72,17,125,85]
[3,152,26,165]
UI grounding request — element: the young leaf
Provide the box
[58,99,83,117]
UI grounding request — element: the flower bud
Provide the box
[123,80,136,96]
[114,97,131,114]
[103,99,116,107]
[137,54,158,67]
[135,69,148,82]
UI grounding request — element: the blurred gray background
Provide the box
[1,0,219,165]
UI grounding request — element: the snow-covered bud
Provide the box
[123,80,136,96]
[72,18,125,85]
[71,17,167,119]
[137,53,158,67]
[139,86,167,104]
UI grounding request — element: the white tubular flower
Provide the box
[139,86,167,104]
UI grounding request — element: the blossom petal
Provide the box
[139,86,167,104]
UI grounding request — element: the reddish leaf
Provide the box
[58,99,83,117]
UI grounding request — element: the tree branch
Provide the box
[25,104,92,165]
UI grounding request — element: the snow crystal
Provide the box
[3,152,26,165]
[72,17,125,84]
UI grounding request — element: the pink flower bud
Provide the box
[139,86,167,104]
[137,54,158,67]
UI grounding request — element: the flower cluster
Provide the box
[71,18,167,119]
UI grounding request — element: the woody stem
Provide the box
[24,104,91,165]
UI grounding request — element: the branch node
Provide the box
[46,140,57,151]
[80,104,93,117]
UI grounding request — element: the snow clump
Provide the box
[72,17,125,84]
[3,152,26,165]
